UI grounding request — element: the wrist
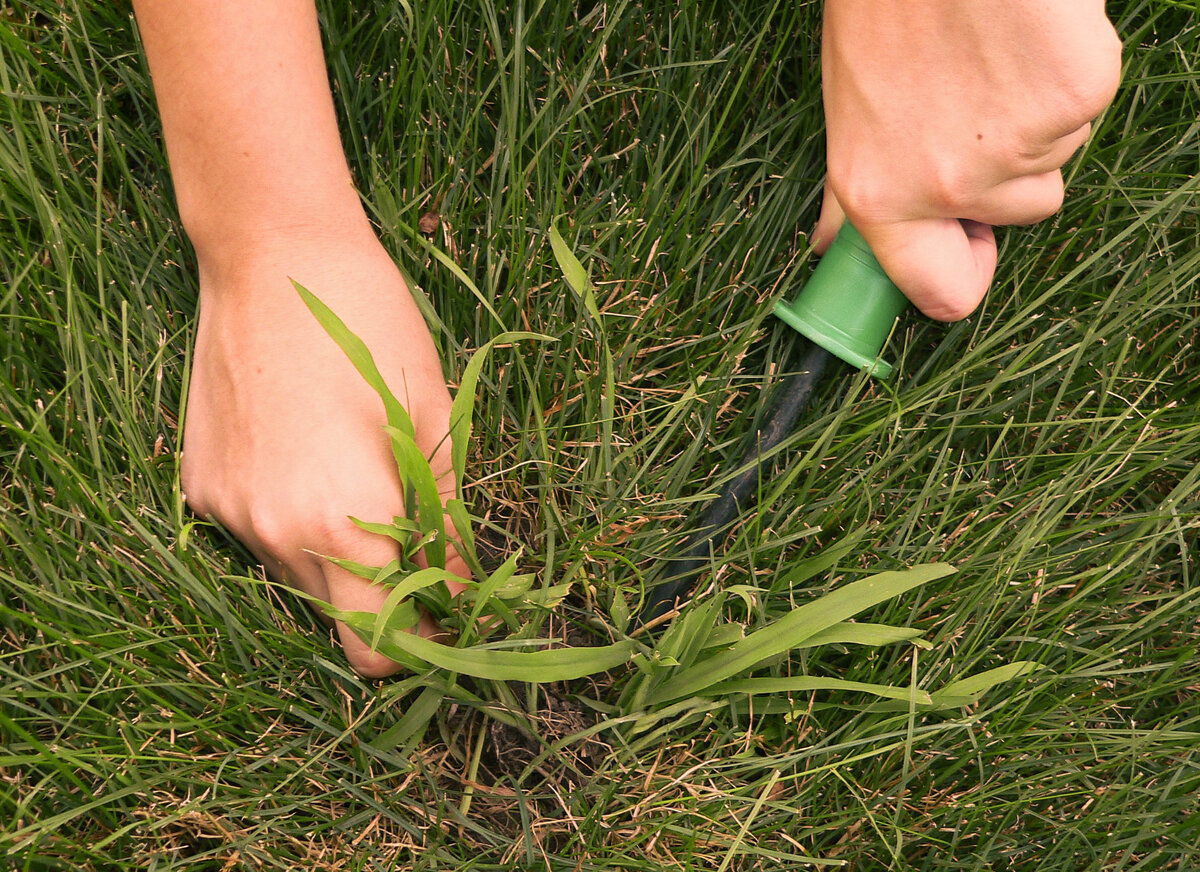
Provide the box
[182,190,377,278]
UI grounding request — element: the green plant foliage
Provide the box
[298,280,1037,738]
[5,2,1199,867]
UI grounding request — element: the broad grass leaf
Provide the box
[293,281,415,440]
[701,624,745,651]
[330,608,638,681]
[455,573,535,603]
[370,567,470,652]
[646,563,955,705]
[928,661,1044,709]
[464,551,520,633]
[609,588,631,630]
[796,622,924,649]
[709,676,933,706]
[350,516,421,543]
[549,224,590,297]
[623,595,723,713]
[660,594,725,668]
[673,596,728,671]
[319,555,403,586]
[513,582,572,609]
[374,684,443,753]
[456,575,570,611]
[444,498,486,578]
[384,424,446,569]
[776,531,864,591]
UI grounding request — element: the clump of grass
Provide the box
[2,1,1200,869]
[292,239,1042,765]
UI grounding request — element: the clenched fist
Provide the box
[816,0,1122,320]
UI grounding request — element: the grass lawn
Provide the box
[3,1,1200,869]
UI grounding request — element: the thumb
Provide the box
[862,218,997,322]
[812,182,846,255]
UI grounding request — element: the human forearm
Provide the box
[133,0,371,262]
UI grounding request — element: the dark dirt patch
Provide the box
[477,682,605,786]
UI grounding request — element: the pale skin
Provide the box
[133,0,466,677]
[131,1,1120,677]
[814,0,1122,320]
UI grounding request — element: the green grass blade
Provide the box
[319,555,403,586]
[928,661,1045,709]
[776,530,865,590]
[549,222,591,298]
[369,567,470,652]
[330,608,637,681]
[372,684,445,753]
[350,515,422,542]
[448,331,551,492]
[796,622,925,649]
[293,280,415,439]
[709,676,933,706]
[444,498,487,578]
[383,424,447,568]
[646,564,955,705]
[464,550,520,635]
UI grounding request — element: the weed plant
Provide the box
[2,1,1199,869]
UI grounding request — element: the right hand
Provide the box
[816,0,1122,320]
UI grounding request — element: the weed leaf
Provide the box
[797,622,924,649]
[370,567,470,651]
[384,425,447,568]
[928,661,1044,708]
[710,676,933,706]
[646,563,955,704]
[549,223,590,296]
[329,607,638,681]
[293,280,415,439]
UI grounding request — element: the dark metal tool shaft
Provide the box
[640,340,834,625]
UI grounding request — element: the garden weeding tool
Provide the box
[640,221,910,625]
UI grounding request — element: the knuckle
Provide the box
[995,127,1047,169]
[925,161,974,213]
[1062,33,1123,121]
[828,164,890,223]
[246,504,295,553]
[244,480,403,557]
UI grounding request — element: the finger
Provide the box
[976,122,1088,188]
[812,183,846,254]
[864,218,997,322]
[215,506,337,624]
[317,521,408,678]
[1031,123,1091,174]
[968,171,1065,226]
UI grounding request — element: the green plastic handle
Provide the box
[773,222,909,379]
